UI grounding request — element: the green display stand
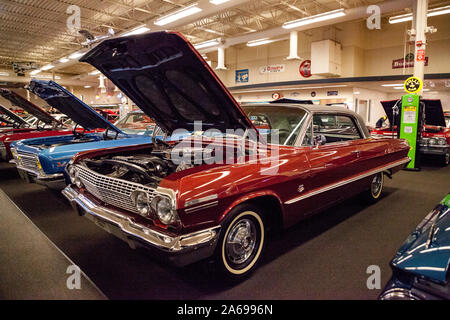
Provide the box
[399,94,421,170]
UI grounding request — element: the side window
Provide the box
[312,114,362,144]
[301,121,313,146]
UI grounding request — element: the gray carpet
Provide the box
[0,159,448,300]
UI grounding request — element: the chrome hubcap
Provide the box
[371,174,382,196]
[225,219,257,265]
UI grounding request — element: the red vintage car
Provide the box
[0,89,75,161]
[62,31,410,279]
[371,99,450,166]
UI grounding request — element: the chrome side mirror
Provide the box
[313,134,326,148]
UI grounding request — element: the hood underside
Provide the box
[80,31,257,134]
[0,88,58,126]
[381,99,446,128]
[28,80,123,134]
[0,104,27,126]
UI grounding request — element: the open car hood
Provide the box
[381,99,446,128]
[0,88,59,126]
[0,104,27,127]
[80,31,257,134]
[28,80,123,134]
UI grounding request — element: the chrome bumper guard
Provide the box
[62,185,220,266]
[16,166,66,189]
[419,144,449,156]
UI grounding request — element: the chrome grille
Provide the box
[75,164,156,214]
[16,150,39,172]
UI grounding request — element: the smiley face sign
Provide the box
[404,76,423,93]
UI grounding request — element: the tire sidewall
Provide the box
[216,204,266,279]
[370,172,384,200]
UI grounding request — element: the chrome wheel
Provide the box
[370,173,383,198]
[225,219,257,265]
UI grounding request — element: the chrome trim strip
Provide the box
[185,194,218,208]
[185,201,219,214]
[62,186,220,252]
[284,157,410,205]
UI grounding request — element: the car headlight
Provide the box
[429,138,437,145]
[67,165,77,183]
[438,138,446,145]
[151,195,177,225]
[131,191,151,217]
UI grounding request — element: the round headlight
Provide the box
[68,165,77,182]
[134,192,150,216]
[429,138,437,145]
[438,138,446,145]
[153,196,175,225]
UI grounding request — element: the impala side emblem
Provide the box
[297,184,305,193]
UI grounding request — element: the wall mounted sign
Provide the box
[404,76,423,94]
[416,49,426,62]
[259,64,285,74]
[392,53,428,69]
[272,92,282,100]
[327,91,338,96]
[299,60,311,78]
[235,69,249,83]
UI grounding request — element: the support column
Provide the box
[216,46,227,70]
[413,0,428,85]
[286,31,300,60]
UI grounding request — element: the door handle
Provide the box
[351,150,361,158]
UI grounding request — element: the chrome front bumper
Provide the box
[62,185,220,267]
[16,166,66,189]
[419,144,449,156]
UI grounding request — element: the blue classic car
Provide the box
[379,193,450,300]
[10,79,164,189]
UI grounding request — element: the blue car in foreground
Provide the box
[10,79,165,189]
[379,193,450,300]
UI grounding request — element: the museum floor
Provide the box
[0,160,448,300]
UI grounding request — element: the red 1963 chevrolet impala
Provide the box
[62,31,410,279]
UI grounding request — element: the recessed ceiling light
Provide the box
[154,4,202,26]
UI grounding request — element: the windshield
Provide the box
[114,112,155,135]
[242,105,308,145]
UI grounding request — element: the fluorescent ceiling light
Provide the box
[422,89,430,91]
[354,91,360,95]
[89,70,101,75]
[154,4,202,26]
[41,64,54,71]
[201,28,224,35]
[194,39,220,49]
[393,87,404,89]
[283,8,346,29]
[381,83,404,87]
[0,72,9,76]
[121,26,150,37]
[59,57,69,63]
[35,74,61,80]
[231,85,347,94]
[30,69,41,75]
[69,51,85,60]
[84,85,91,88]
[210,0,230,4]
[389,5,450,24]
[247,38,274,47]
[428,5,450,17]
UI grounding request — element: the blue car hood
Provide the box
[28,80,123,134]
[14,135,151,162]
[392,194,450,283]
